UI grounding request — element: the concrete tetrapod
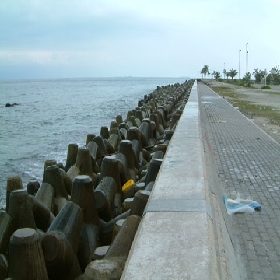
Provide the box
[5,175,23,212]
[100,126,110,139]
[0,253,8,279]
[9,228,48,280]
[100,156,127,196]
[35,182,54,212]
[8,188,54,233]
[43,159,57,182]
[42,201,83,278]
[150,113,161,140]
[65,143,78,172]
[72,175,99,225]
[85,215,141,280]
[115,153,130,183]
[92,246,110,261]
[44,164,68,215]
[47,201,83,255]
[99,210,131,246]
[86,134,96,145]
[119,140,137,181]
[138,121,151,148]
[93,135,108,160]
[41,231,81,280]
[127,127,142,169]
[30,195,54,232]
[107,133,119,151]
[72,175,100,270]
[94,176,117,221]
[86,141,101,174]
[145,158,163,186]
[130,190,150,216]
[119,127,128,140]
[155,110,165,134]
[116,115,123,125]
[26,179,40,195]
[164,129,174,144]
[135,109,144,121]
[104,138,115,155]
[76,147,96,184]
[8,190,36,231]
[0,210,12,255]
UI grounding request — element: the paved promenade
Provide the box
[199,82,280,280]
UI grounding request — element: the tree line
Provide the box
[200,64,280,86]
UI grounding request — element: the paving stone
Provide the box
[267,252,279,262]
[199,82,280,277]
[249,260,261,272]
[262,267,275,278]
[252,272,265,280]
[255,246,269,258]
[271,262,280,273]
[247,250,257,260]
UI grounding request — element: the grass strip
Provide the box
[211,85,280,126]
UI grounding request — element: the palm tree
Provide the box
[270,66,280,85]
[214,71,221,81]
[228,69,238,80]
[223,69,227,79]
[204,65,210,77]
[200,69,204,79]
[243,72,252,87]
[201,65,210,79]
[253,68,263,83]
[226,72,230,80]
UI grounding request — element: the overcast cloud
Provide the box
[0,0,279,79]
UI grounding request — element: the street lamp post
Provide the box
[246,43,248,74]
[239,49,241,80]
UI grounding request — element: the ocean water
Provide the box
[0,77,187,207]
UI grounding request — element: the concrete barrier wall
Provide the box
[122,81,218,279]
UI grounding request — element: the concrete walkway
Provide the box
[199,82,280,280]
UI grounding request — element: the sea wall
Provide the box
[0,79,194,279]
[121,80,218,279]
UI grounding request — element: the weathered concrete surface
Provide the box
[122,212,211,279]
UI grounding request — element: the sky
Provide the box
[0,0,279,80]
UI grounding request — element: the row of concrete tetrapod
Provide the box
[0,79,194,279]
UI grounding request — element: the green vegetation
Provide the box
[243,72,252,87]
[252,66,280,85]
[210,86,242,99]
[211,85,280,125]
[235,80,245,86]
[270,66,280,85]
[231,100,280,125]
[228,69,238,80]
[200,65,210,78]
[200,65,280,86]
[211,71,221,81]
[261,85,271,89]
[223,69,227,79]
[253,68,265,83]
[201,62,280,132]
